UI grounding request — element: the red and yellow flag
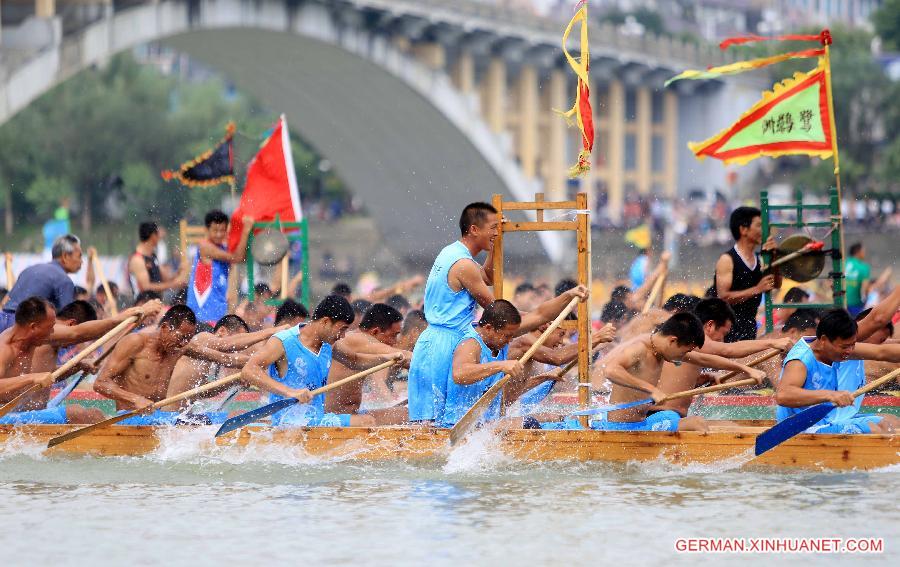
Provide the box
[689,57,834,165]
[558,1,594,177]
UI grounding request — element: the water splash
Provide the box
[0,429,48,462]
[443,424,514,475]
[625,447,756,476]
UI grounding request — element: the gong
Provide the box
[251,229,289,266]
[774,234,825,283]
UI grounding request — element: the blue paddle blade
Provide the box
[754,402,835,456]
[214,398,298,437]
[571,397,654,416]
[47,372,85,409]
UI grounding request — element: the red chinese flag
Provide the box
[228,115,303,251]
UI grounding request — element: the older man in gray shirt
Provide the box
[0,235,83,332]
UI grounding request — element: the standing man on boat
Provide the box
[407,202,500,423]
[241,295,405,427]
[128,222,185,296]
[186,210,254,325]
[775,309,900,434]
[713,207,779,342]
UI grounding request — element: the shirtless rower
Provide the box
[242,295,405,427]
[162,314,283,412]
[324,304,412,424]
[21,299,162,416]
[650,298,793,418]
[0,298,97,424]
[587,312,767,432]
[93,305,248,425]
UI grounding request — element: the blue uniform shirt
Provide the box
[439,327,509,428]
[266,326,334,425]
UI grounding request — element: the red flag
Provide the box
[228,115,303,251]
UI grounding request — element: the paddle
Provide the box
[754,367,900,456]
[572,348,783,417]
[47,372,244,448]
[0,315,139,419]
[214,357,400,437]
[449,296,580,446]
[90,249,119,316]
[641,268,668,314]
[46,320,138,409]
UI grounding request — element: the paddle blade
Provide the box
[448,376,509,446]
[0,384,41,419]
[47,410,136,448]
[214,397,298,437]
[571,398,653,416]
[754,403,835,456]
[47,373,86,409]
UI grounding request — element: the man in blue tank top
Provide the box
[409,202,590,422]
[776,309,900,434]
[242,295,405,427]
[439,298,594,428]
[187,210,255,325]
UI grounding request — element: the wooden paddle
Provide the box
[48,372,245,448]
[214,357,401,437]
[641,268,668,314]
[572,348,783,416]
[754,366,900,456]
[4,252,14,289]
[0,315,139,419]
[91,249,119,316]
[449,296,580,446]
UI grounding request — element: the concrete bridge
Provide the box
[0,0,765,263]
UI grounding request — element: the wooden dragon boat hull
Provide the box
[1,424,896,471]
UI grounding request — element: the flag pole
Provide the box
[822,30,847,307]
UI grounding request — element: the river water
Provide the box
[0,427,896,566]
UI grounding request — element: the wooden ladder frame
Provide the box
[491,192,592,423]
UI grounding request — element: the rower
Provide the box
[324,303,411,424]
[438,294,589,429]
[651,298,793,419]
[712,206,779,341]
[0,298,84,424]
[775,309,900,434]
[162,314,281,413]
[241,295,404,427]
[93,305,248,425]
[186,210,254,325]
[408,202,500,423]
[583,313,766,432]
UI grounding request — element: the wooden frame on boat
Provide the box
[491,193,592,423]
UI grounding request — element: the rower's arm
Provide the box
[451,339,522,385]
[47,301,162,347]
[202,326,284,353]
[332,341,402,371]
[517,287,588,335]
[598,344,663,399]
[775,360,846,407]
[701,337,792,358]
[240,338,297,398]
[0,346,53,401]
[682,351,766,384]
[184,343,249,367]
[850,342,900,363]
[93,334,150,408]
[453,259,495,309]
[856,286,900,341]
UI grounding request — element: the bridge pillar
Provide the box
[516,64,538,179]
[663,90,678,198]
[414,42,445,70]
[481,57,506,135]
[451,51,475,94]
[607,79,625,224]
[636,86,652,195]
[543,68,567,201]
[36,0,55,18]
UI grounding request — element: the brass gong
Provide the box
[251,229,289,266]
[774,234,825,283]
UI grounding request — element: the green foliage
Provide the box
[0,51,347,238]
[873,0,900,51]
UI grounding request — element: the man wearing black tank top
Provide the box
[712,206,779,342]
[127,222,185,296]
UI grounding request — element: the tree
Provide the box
[873,0,900,51]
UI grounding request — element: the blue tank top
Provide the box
[187,244,231,324]
[266,326,333,423]
[439,327,509,427]
[775,337,864,424]
[423,241,478,333]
